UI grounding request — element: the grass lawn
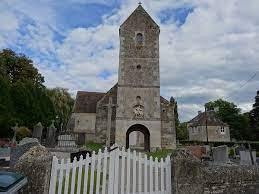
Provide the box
[85,142,104,152]
[57,168,101,194]
[146,149,173,161]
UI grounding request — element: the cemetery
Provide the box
[0,2,258,194]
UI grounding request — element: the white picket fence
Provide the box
[49,147,172,194]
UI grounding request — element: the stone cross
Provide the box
[105,97,116,147]
[11,123,18,144]
[32,122,43,142]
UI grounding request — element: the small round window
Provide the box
[136,33,143,44]
[136,65,141,70]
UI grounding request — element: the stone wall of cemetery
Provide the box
[171,149,259,194]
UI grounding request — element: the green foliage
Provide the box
[228,148,235,157]
[146,149,173,161]
[176,122,189,140]
[205,99,251,140]
[0,49,67,137]
[0,49,44,86]
[85,142,104,152]
[47,88,74,131]
[16,126,32,141]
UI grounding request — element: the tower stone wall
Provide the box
[115,5,162,149]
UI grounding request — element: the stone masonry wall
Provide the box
[95,85,117,145]
[160,98,176,149]
[171,149,259,194]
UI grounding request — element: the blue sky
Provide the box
[0,0,258,121]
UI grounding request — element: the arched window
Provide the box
[136,33,143,44]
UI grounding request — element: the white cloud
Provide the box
[0,0,258,121]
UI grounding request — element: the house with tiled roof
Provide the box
[187,109,230,142]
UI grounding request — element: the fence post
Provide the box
[144,154,148,194]
[108,149,114,194]
[83,153,90,194]
[70,157,77,193]
[49,156,58,194]
[121,147,125,194]
[126,148,131,194]
[161,158,164,194]
[76,155,84,194]
[138,152,142,193]
[57,159,64,194]
[101,148,108,194]
[150,156,153,194]
[64,158,71,194]
[96,149,102,194]
[89,151,96,194]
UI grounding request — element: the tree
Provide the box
[177,122,189,140]
[10,80,56,129]
[170,97,188,140]
[205,99,250,140]
[0,75,15,137]
[47,88,74,132]
[0,49,44,86]
[0,49,56,137]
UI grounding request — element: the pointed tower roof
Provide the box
[120,4,159,29]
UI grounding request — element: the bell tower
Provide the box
[115,5,161,150]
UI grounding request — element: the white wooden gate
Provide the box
[49,147,172,194]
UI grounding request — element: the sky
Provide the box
[0,0,258,122]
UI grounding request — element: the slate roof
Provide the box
[188,111,228,127]
[73,91,105,113]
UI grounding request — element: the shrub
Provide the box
[16,126,31,141]
[228,148,235,157]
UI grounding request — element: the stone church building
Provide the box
[69,5,176,151]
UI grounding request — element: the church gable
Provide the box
[120,5,159,30]
[73,91,105,113]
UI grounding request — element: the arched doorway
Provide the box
[126,124,150,151]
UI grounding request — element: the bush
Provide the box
[85,142,103,152]
[228,148,235,157]
[16,126,31,141]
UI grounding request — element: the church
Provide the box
[69,5,176,151]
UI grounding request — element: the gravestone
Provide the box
[46,121,57,147]
[235,144,246,156]
[57,134,77,147]
[10,138,40,167]
[240,150,256,165]
[32,122,43,142]
[212,145,229,163]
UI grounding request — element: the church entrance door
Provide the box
[126,124,150,152]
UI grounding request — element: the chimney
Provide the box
[198,111,202,115]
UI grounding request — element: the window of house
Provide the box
[220,126,225,134]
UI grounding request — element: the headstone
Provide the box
[240,150,257,165]
[14,146,52,194]
[212,145,229,163]
[32,122,43,142]
[235,144,246,156]
[10,138,40,167]
[46,120,57,147]
[57,134,77,147]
